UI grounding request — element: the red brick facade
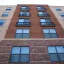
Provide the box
[5,4,64,38]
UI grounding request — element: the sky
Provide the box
[0,0,64,6]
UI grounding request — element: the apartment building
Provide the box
[50,6,64,30]
[0,5,16,41]
[0,4,64,64]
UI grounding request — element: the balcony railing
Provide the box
[37,8,46,11]
[38,14,50,17]
[40,22,55,27]
[16,22,31,27]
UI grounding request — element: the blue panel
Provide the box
[20,55,29,62]
[11,47,20,54]
[0,20,4,26]
[56,46,64,53]
[58,54,64,61]
[43,29,49,33]
[23,34,29,38]
[21,47,29,54]
[10,55,19,62]
[16,29,22,33]
[19,19,24,22]
[50,54,59,61]
[48,46,56,53]
[23,29,29,33]
[50,29,56,33]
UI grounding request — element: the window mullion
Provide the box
[19,47,21,62]
[22,29,23,38]
[49,30,51,38]
[55,46,60,61]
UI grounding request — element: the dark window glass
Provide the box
[37,6,45,10]
[48,46,64,62]
[15,29,29,38]
[21,6,29,10]
[60,13,64,17]
[17,18,30,26]
[0,20,4,26]
[2,12,9,17]
[43,29,58,38]
[20,55,29,62]
[19,12,30,16]
[40,18,54,26]
[10,46,30,63]
[6,7,12,10]
[38,12,49,16]
[49,54,59,61]
[56,8,61,11]
[10,55,19,62]
[58,54,64,61]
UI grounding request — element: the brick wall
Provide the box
[0,39,64,64]
[5,4,64,38]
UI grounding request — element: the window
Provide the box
[6,7,12,10]
[48,46,64,62]
[40,18,55,26]
[38,12,49,16]
[43,29,58,38]
[16,18,30,26]
[15,29,30,38]
[2,12,9,17]
[21,6,29,10]
[60,13,64,17]
[19,12,30,16]
[56,8,61,11]
[37,6,46,10]
[10,46,30,63]
[0,20,4,26]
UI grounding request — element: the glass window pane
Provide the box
[40,19,46,22]
[39,12,43,14]
[46,19,50,22]
[20,55,29,62]
[11,47,20,54]
[49,54,59,61]
[58,54,64,61]
[56,8,61,11]
[20,12,22,15]
[41,23,46,25]
[6,8,12,10]
[15,34,22,38]
[21,47,29,54]
[19,19,24,22]
[2,12,9,16]
[56,46,64,53]
[43,29,49,33]
[0,20,4,22]
[22,7,26,10]
[16,29,22,33]
[10,55,19,62]
[44,34,51,38]
[38,12,43,16]
[37,7,43,10]
[23,34,29,38]
[48,46,56,53]
[24,19,29,22]
[60,13,64,17]
[4,12,9,14]
[51,33,58,38]
[0,20,4,26]
[50,29,56,33]
[23,29,29,33]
